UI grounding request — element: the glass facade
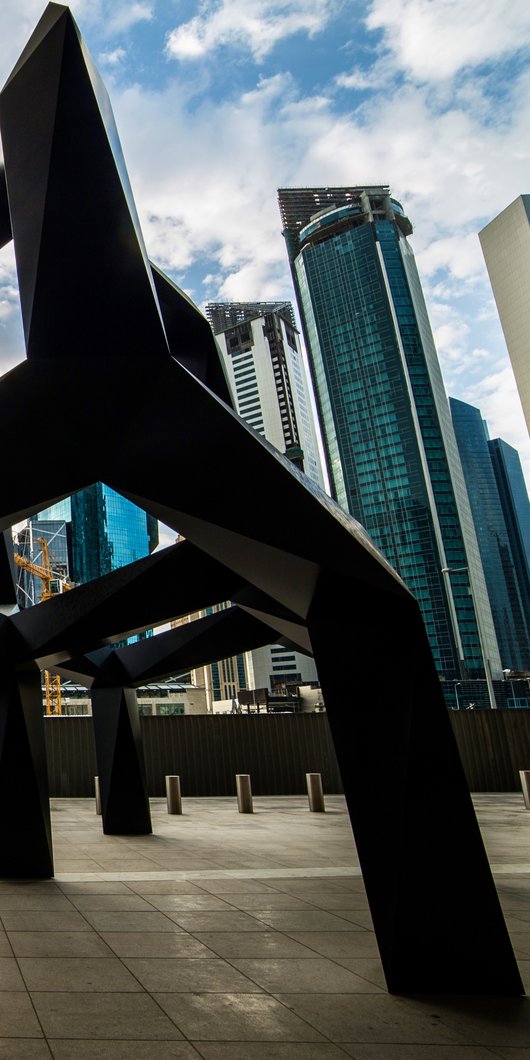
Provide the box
[36,484,157,639]
[39,485,156,582]
[279,186,501,694]
[489,437,530,651]
[450,399,530,671]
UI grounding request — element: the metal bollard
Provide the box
[520,770,530,810]
[236,773,253,813]
[166,774,183,815]
[94,775,101,815]
[306,772,325,812]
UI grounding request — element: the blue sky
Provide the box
[1,0,530,486]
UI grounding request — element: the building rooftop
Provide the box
[206,301,296,335]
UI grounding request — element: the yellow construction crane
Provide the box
[13,536,73,715]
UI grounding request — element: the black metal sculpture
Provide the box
[0,2,523,994]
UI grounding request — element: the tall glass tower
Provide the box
[34,485,158,593]
[488,437,530,642]
[278,186,501,697]
[450,398,530,671]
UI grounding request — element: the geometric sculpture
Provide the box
[0,4,523,993]
[91,687,153,836]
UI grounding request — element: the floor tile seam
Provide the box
[267,991,508,1051]
[150,988,342,1048]
[9,947,51,1046]
[51,868,362,883]
[219,951,386,995]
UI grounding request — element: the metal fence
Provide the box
[43,709,530,797]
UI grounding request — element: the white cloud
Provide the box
[365,0,530,82]
[105,3,153,34]
[98,47,127,66]
[165,0,336,63]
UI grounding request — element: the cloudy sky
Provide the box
[1,0,530,484]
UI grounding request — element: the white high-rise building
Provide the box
[207,301,322,693]
[479,195,530,436]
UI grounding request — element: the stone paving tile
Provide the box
[81,910,185,932]
[144,895,234,912]
[330,909,375,929]
[248,909,360,931]
[56,882,134,895]
[49,1043,201,1060]
[0,882,60,895]
[101,931,214,958]
[508,934,530,958]
[0,1043,52,1058]
[122,956,264,992]
[0,957,26,990]
[285,930,380,958]
[7,931,115,958]
[193,932,319,959]
[492,1049,530,1059]
[126,880,210,895]
[153,991,326,1041]
[192,1044,348,1059]
[0,932,12,956]
[412,996,530,1048]
[166,911,270,932]
[67,894,155,912]
[334,956,387,990]
[0,911,91,932]
[296,892,370,910]
[339,1047,510,1059]
[0,894,73,911]
[230,956,385,994]
[191,880,280,895]
[30,992,185,1040]
[18,957,143,992]
[0,991,44,1036]
[275,993,464,1044]
[217,894,314,910]
[266,878,362,895]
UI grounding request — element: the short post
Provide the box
[94,775,101,815]
[519,770,530,810]
[236,773,253,813]
[306,772,325,812]
[166,774,183,815]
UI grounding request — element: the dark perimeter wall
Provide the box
[44,711,530,797]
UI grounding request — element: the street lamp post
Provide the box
[441,565,497,711]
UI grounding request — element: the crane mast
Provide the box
[13,535,73,715]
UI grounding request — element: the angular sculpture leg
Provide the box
[308,578,523,995]
[0,660,53,877]
[91,687,152,835]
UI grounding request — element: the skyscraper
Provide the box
[450,397,530,671]
[279,186,501,700]
[29,485,158,616]
[489,437,530,645]
[479,196,530,435]
[207,301,324,488]
[207,300,321,693]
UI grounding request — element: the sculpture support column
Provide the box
[308,576,523,995]
[0,652,53,877]
[91,686,152,835]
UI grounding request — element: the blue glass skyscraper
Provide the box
[279,186,501,697]
[36,485,157,587]
[489,437,530,650]
[450,398,530,671]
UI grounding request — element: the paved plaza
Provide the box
[0,792,528,1057]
